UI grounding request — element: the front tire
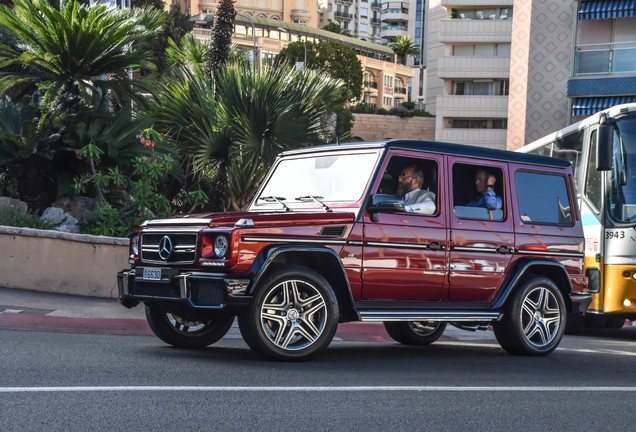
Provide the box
[493,277,566,356]
[383,321,447,345]
[145,303,234,348]
[238,266,339,361]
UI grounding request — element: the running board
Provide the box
[358,310,502,322]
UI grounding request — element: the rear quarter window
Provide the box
[515,171,573,225]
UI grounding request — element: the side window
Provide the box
[515,171,573,225]
[452,163,504,220]
[585,130,602,212]
[378,156,439,215]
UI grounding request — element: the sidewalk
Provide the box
[0,286,495,342]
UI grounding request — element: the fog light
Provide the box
[624,299,633,308]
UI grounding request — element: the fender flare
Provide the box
[245,245,356,313]
[491,258,573,310]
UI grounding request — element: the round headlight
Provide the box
[214,235,228,258]
[131,234,139,256]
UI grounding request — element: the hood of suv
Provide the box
[142,211,356,229]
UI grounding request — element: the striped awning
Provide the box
[578,0,636,20]
[572,96,636,116]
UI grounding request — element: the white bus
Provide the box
[519,103,636,329]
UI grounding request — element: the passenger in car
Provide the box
[396,164,436,214]
[467,168,503,210]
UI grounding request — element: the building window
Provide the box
[384,74,394,87]
[360,8,368,18]
[452,80,509,96]
[360,23,368,32]
[451,119,507,129]
[452,44,510,57]
[383,96,393,106]
[451,7,513,20]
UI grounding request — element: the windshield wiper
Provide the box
[295,195,332,212]
[258,196,291,212]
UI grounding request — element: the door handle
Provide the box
[429,243,445,251]
[496,246,514,254]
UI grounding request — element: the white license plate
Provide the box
[142,268,162,281]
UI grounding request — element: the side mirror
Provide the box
[597,122,613,171]
[367,194,405,215]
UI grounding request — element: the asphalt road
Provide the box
[2,327,636,431]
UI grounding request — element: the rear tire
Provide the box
[145,303,234,348]
[493,277,565,356]
[383,321,447,346]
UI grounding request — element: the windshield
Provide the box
[250,152,379,210]
[609,115,636,223]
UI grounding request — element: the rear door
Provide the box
[361,150,448,301]
[447,157,515,302]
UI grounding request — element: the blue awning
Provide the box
[572,96,636,116]
[579,0,636,20]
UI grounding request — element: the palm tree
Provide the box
[0,0,163,108]
[153,60,345,211]
[389,36,420,65]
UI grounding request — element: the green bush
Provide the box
[376,108,388,115]
[411,110,435,117]
[401,101,415,110]
[0,207,54,230]
[389,106,412,118]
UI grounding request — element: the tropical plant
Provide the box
[0,0,163,108]
[389,35,420,65]
[207,0,236,77]
[276,40,363,100]
[152,61,345,211]
[323,21,351,37]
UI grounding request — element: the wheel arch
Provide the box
[247,245,357,321]
[492,259,573,311]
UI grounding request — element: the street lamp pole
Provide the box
[236,13,257,72]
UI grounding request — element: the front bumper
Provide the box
[117,268,251,311]
[569,293,593,314]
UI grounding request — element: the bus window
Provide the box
[584,130,602,212]
[609,116,636,223]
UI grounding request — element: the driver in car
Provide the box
[396,164,436,215]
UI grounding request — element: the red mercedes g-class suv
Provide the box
[118,140,591,360]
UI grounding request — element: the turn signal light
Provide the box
[624,299,633,308]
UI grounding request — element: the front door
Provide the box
[361,150,448,302]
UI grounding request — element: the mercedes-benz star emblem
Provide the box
[158,236,173,260]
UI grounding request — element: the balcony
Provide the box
[291,9,311,19]
[439,19,512,43]
[436,128,507,150]
[575,42,636,75]
[381,11,409,23]
[371,1,381,9]
[380,24,408,39]
[364,81,378,89]
[335,11,353,20]
[442,0,513,6]
[437,56,510,79]
[436,95,509,118]
[371,17,381,24]
[339,0,352,4]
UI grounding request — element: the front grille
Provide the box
[130,280,181,299]
[190,279,226,306]
[141,232,198,264]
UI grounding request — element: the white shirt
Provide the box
[403,189,436,215]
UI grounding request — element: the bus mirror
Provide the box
[596,123,612,171]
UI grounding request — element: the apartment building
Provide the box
[318,0,383,43]
[168,0,317,27]
[567,1,636,122]
[426,0,513,149]
[192,15,414,110]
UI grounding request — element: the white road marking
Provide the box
[1,386,636,393]
[0,309,23,314]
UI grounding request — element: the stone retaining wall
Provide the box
[0,226,128,298]
[351,113,436,142]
